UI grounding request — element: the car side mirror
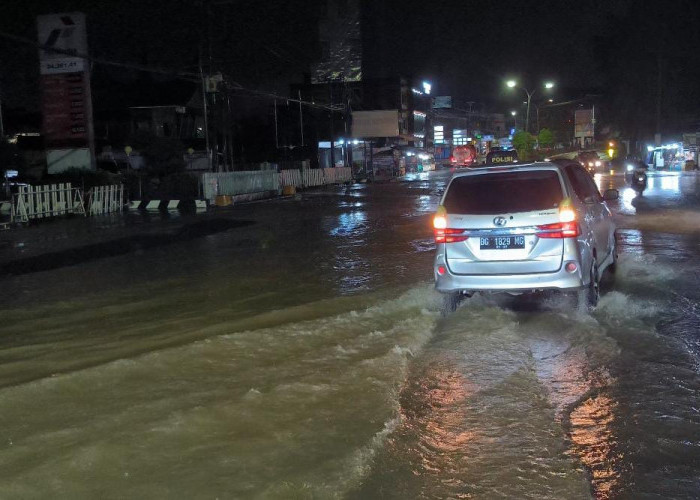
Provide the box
[603,189,619,201]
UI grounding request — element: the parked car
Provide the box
[485,149,518,165]
[433,160,619,313]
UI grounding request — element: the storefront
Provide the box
[646,143,695,170]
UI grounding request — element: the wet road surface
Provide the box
[0,170,698,498]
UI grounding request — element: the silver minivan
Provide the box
[433,161,619,312]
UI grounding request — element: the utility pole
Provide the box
[329,78,335,168]
[343,78,352,168]
[273,99,279,149]
[465,101,475,134]
[226,92,234,171]
[199,54,212,171]
[0,86,4,139]
[655,50,663,145]
[298,89,304,147]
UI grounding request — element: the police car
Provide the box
[484,149,519,165]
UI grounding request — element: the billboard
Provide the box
[431,96,452,109]
[37,13,88,75]
[40,71,91,143]
[574,109,594,138]
[351,110,399,138]
[37,12,94,171]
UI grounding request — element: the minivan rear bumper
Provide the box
[434,255,586,293]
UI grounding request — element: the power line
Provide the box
[0,29,200,82]
[0,28,342,112]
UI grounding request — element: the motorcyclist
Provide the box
[624,156,648,194]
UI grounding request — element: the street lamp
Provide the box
[511,110,517,130]
[505,80,555,134]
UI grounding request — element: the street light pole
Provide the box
[0,92,4,139]
[507,80,554,134]
[524,89,533,134]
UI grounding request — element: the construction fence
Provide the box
[203,167,353,202]
[7,183,125,224]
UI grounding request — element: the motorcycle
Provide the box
[625,160,648,194]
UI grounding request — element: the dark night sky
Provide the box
[2,0,700,137]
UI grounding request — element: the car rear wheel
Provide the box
[576,262,599,313]
[441,292,464,315]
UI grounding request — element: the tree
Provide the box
[538,128,554,149]
[513,130,536,160]
[0,138,21,172]
[128,130,185,176]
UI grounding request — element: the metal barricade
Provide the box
[87,185,124,215]
[11,183,86,223]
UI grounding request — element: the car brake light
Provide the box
[434,228,469,244]
[536,221,581,238]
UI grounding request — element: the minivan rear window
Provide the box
[443,170,564,214]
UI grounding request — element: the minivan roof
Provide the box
[450,162,562,178]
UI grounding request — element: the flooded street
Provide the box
[0,170,699,498]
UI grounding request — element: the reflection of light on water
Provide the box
[593,173,604,192]
[404,172,431,182]
[400,366,477,478]
[416,194,435,213]
[620,187,637,213]
[647,171,680,192]
[339,201,365,209]
[593,173,619,194]
[329,211,367,237]
[569,393,621,499]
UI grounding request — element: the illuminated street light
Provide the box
[511,110,517,129]
[505,80,555,133]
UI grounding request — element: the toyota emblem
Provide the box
[493,216,507,227]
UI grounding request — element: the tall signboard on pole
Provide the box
[37,12,95,173]
[574,108,594,148]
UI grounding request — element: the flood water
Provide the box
[0,171,698,498]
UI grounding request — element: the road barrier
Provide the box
[87,185,124,216]
[203,171,279,202]
[319,167,352,185]
[279,169,302,187]
[279,167,352,189]
[11,183,85,223]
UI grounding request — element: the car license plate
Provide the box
[480,236,525,250]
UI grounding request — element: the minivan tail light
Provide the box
[434,228,469,244]
[536,221,581,238]
[433,214,447,229]
[559,208,576,223]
